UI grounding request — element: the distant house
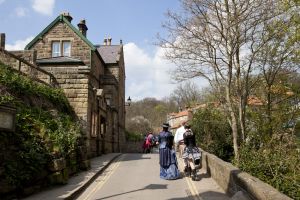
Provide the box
[1,12,126,157]
[167,110,193,134]
[167,98,265,134]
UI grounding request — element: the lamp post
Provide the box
[125,96,132,106]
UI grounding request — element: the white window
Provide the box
[51,41,71,57]
[52,42,60,57]
[63,41,71,57]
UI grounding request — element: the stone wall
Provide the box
[0,50,36,77]
[201,150,292,200]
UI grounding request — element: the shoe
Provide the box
[184,166,191,176]
[188,167,192,177]
[184,166,188,172]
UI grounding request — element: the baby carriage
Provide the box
[182,146,202,181]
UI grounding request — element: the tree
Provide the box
[169,81,202,108]
[158,0,294,160]
[125,97,177,135]
[255,0,300,136]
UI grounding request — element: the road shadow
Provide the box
[166,190,230,200]
[95,184,168,200]
[120,153,152,162]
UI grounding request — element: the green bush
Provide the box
[191,106,233,162]
[2,103,81,188]
[0,62,82,190]
[0,62,71,113]
[125,130,143,142]
[238,134,300,199]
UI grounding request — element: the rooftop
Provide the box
[97,45,121,64]
[36,56,84,64]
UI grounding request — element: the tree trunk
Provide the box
[266,85,273,136]
[231,109,239,161]
[225,86,240,160]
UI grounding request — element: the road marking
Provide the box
[178,157,203,200]
[80,155,123,200]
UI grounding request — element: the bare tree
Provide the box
[158,0,284,159]
[170,81,202,108]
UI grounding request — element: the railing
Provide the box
[0,47,58,87]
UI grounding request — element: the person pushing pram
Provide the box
[182,124,201,181]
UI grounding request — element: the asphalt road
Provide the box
[76,152,229,200]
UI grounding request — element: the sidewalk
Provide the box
[24,153,121,200]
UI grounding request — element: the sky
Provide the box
[0,0,208,101]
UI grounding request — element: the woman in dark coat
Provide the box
[158,123,180,180]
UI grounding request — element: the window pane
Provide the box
[63,41,71,57]
[52,42,60,57]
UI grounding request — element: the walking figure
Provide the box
[182,124,201,181]
[158,123,180,180]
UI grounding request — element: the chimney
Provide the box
[77,19,88,37]
[61,12,73,22]
[107,37,112,45]
[0,33,5,50]
[103,38,107,45]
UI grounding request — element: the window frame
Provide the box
[51,40,71,57]
[52,41,61,57]
[62,41,71,57]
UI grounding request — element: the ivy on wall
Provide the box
[0,62,82,191]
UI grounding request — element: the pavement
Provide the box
[24,153,121,200]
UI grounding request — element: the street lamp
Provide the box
[125,96,132,106]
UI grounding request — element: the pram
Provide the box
[182,146,202,181]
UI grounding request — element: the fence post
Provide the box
[18,60,21,72]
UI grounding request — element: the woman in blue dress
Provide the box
[158,123,180,180]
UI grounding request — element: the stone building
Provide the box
[167,110,193,134]
[1,12,126,157]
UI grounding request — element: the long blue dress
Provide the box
[158,131,180,180]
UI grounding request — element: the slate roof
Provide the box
[36,56,84,64]
[97,45,121,64]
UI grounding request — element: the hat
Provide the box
[162,123,170,128]
[184,124,191,129]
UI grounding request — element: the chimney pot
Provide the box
[79,19,86,25]
[61,12,73,22]
[0,33,5,50]
[77,19,88,37]
[107,37,112,45]
[103,38,107,45]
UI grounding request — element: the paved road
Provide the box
[76,153,229,200]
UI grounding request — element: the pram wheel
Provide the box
[191,169,200,181]
[184,166,191,177]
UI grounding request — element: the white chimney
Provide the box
[107,37,112,45]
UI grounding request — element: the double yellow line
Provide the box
[178,157,203,200]
[80,155,123,200]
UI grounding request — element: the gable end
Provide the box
[25,15,95,51]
